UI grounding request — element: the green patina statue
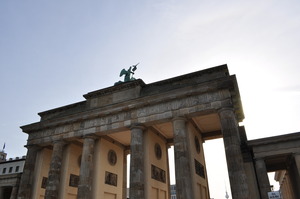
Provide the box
[115,63,139,85]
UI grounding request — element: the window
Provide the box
[9,167,13,173]
[2,168,6,174]
[15,166,20,172]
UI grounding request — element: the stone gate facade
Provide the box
[17,65,260,199]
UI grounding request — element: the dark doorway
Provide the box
[2,186,13,199]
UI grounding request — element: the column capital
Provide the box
[24,144,41,150]
[82,133,99,140]
[255,157,266,161]
[52,139,67,146]
[172,116,187,122]
[217,107,235,114]
[124,149,130,156]
[130,123,146,131]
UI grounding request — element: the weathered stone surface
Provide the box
[248,132,300,199]
[129,125,145,199]
[172,117,195,199]
[45,140,66,199]
[219,108,250,199]
[19,65,252,199]
[77,136,96,199]
[21,65,243,147]
[17,145,39,199]
[255,158,270,199]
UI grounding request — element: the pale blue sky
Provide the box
[1,1,300,198]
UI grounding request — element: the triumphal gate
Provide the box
[18,65,256,199]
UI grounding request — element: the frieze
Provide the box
[136,91,225,118]
[22,80,231,133]
[21,71,242,135]
[27,91,231,145]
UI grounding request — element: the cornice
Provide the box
[247,132,300,147]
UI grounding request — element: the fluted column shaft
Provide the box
[255,158,270,199]
[17,145,39,199]
[77,136,96,199]
[172,117,194,199]
[218,108,250,199]
[129,125,145,199]
[45,140,66,199]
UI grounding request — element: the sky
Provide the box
[1,1,300,198]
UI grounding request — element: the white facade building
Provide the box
[0,151,26,199]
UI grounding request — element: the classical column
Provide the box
[294,153,300,179]
[122,150,129,199]
[255,158,270,199]
[10,185,19,199]
[77,135,96,199]
[17,145,39,199]
[218,108,250,199]
[172,117,194,199]
[288,153,300,199]
[45,140,66,199]
[129,124,145,199]
[10,174,20,199]
[285,173,293,199]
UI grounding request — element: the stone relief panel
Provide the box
[41,177,47,189]
[151,164,166,183]
[69,174,79,187]
[105,171,118,186]
[194,159,205,179]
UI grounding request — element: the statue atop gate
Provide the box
[115,63,139,85]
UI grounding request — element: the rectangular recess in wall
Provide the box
[151,187,159,199]
[151,164,166,183]
[69,174,79,187]
[104,192,117,199]
[195,159,205,178]
[41,177,48,189]
[160,190,167,199]
[105,171,118,186]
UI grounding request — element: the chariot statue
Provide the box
[115,63,139,85]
